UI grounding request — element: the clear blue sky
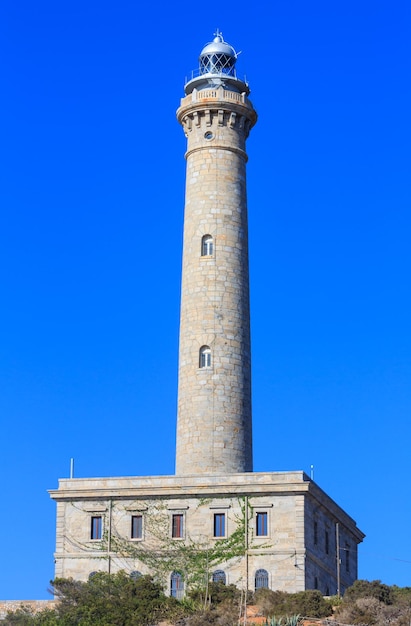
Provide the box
[1,0,410,601]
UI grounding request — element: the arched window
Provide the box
[88,571,98,580]
[255,569,269,590]
[212,570,226,584]
[130,570,142,580]
[201,235,214,256]
[199,345,212,368]
[170,571,184,599]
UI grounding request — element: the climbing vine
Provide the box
[97,497,258,593]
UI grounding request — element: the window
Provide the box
[200,52,235,76]
[212,570,226,584]
[325,530,329,555]
[201,235,213,256]
[314,520,318,545]
[89,571,98,580]
[314,576,318,590]
[130,570,142,580]
[345,543,350,573]
[172,514,184,538]
[213,513,225,537]
[255,569,269,590]
[90,516,102,540]
[170,571,184,599]
[199,345,212,368]
[131,515,143,540]
[256,512,268,536]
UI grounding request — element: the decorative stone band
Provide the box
[184,143,248,161]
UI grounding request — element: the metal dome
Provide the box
[200,34,237,59]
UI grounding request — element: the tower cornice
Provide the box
[177,86,257,135]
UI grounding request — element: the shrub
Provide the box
[342,579,393,605]
[189,581,241,607]
[254,588,332,619]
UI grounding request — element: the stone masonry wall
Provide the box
[0,601,57,621]
[175,88,257,475]
[49,471,364,594]
[53,493,304,592]
[305,497,359,596]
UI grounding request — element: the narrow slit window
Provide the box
[131,515,143,539]
[345,543,350,573]
[90,516,102,540]
[201,235,214,256]
[199,345,211,368]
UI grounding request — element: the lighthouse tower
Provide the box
[175,32,257,475]
[50,33,364,592]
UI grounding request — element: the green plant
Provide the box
[266,616,300,626]
[255,588,332,619]
[97,497,258,596]
[343,579,394,605]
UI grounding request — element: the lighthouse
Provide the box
[175,31,257,475]
[50,33,364,595]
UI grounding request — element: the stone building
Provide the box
[49,32,364,597]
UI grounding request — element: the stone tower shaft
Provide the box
[175,40,257,475]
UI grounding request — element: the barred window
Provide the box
[255,569,269,590]
[171,571,184,599]
[212,570,226,584]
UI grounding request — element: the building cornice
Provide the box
[49,470,364,542]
